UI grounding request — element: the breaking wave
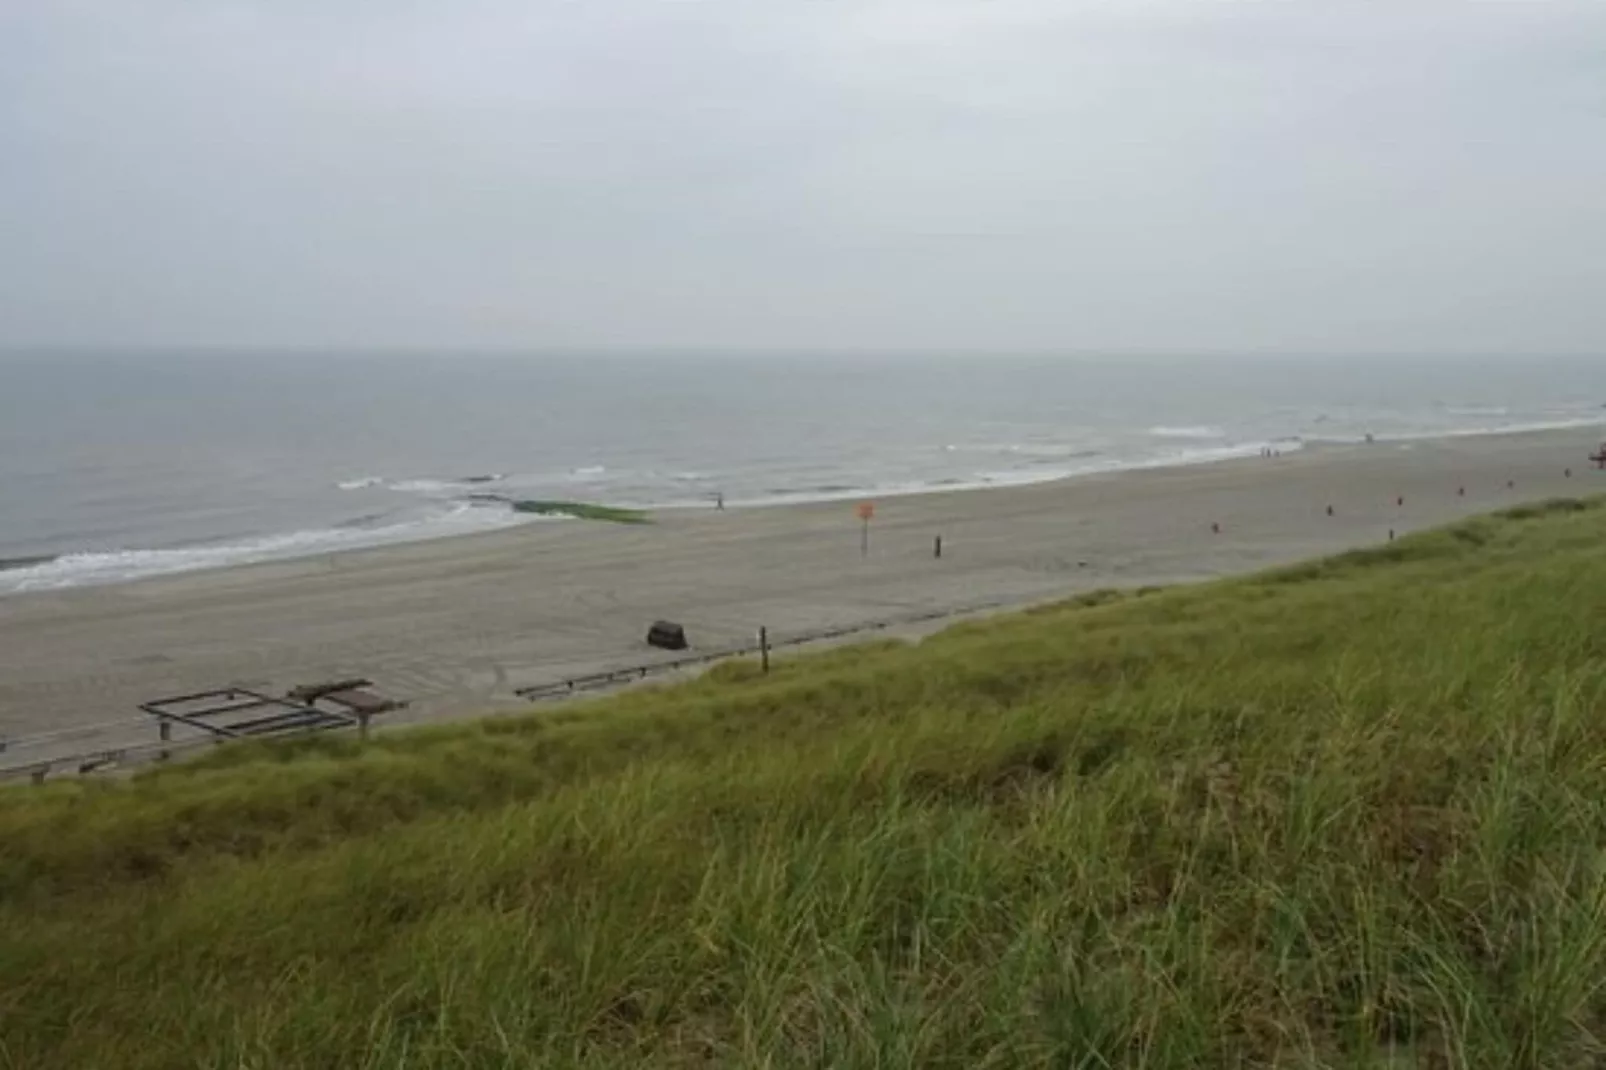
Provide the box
[0,502,537,594]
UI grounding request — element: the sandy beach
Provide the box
[1,427,1600,762]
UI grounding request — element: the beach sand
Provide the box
[1,428,1601,763]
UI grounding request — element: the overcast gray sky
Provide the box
[2,2,1604,353]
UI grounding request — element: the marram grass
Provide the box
[4,498,1606,1068]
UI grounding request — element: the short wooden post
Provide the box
[934,535,942,559]
[158,720,172,761]
[760,627,770,674]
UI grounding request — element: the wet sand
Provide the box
[0,428,1601,760]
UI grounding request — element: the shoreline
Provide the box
[4,419,1602,597]
[1,425,1602,753]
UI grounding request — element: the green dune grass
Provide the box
[4,498,1606,1068]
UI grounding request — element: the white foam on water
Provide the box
[342,474,510,493]
[0,502,540,594]
[971,439,1306,489]
[942,442,1099,457]
[1308,415,1605,447]
[722,438,1308,509]
[386,478,456,494]
[1148,425,1227,439]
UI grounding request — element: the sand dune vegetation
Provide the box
[4,499,1606,1068]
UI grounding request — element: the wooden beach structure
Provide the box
[0,680,404,784]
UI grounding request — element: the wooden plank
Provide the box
[318,689,399,716]
[287,678,374,703]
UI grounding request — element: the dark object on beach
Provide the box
[1507,480,1516,489]
[647,620,689,651]
[288,677,404,721]
[286,677,374,703]
[934,535,942,559]
[1397,496,1404,507]
[1365,433,1375,444]
[1211,522,1220,534]
[289,679,405,740]
[1458,486,1466,496]
[1389,529,1396,541]
[1326,505,1335,517]
[1565,468,1572,478]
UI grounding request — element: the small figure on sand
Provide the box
[714,491,725,511]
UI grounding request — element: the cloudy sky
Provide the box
[2,2,1603,353]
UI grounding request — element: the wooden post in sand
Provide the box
[857,502,875,557]
[158,720,172,761]
[934,535,943,559]
[760,627,770,674]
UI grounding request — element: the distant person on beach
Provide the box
[715,492,725,511]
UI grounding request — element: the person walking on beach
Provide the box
[714,491,725,511]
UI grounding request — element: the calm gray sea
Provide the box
[1,351,1601,591]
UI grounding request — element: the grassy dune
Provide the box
[5,499,1606,1068]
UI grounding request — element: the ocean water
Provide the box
[1,351,1601,592]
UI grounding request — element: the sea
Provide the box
[1,351,1601,594]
